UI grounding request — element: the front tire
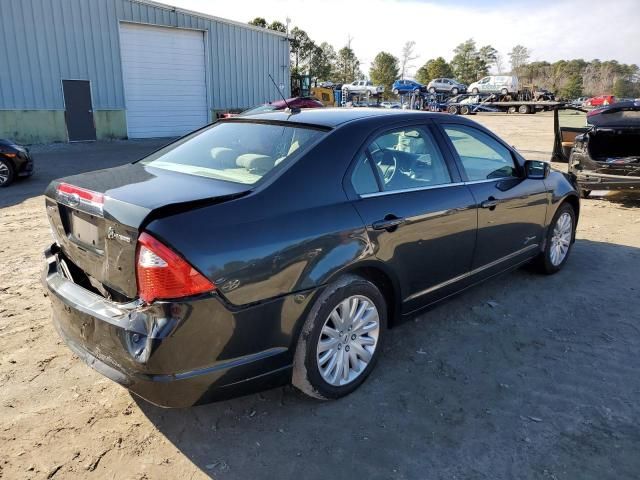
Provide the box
[533,203,576,274]
[392,88,399,95]
[292,275,387,400]
[0,158,15,187]
[451,87,459,95]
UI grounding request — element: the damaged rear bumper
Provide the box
[573,171,640,191]
[42,245,294,407]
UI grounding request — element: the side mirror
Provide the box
[525,160,550,179]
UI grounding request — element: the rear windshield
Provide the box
[141,121,323,184]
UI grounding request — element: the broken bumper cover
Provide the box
[574,171,640,190]
[42,245,293,407]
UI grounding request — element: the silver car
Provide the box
[427,78,467,95]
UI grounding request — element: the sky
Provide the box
[170,0,640,77]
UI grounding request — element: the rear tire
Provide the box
[429,87,436,94]
[501,88,508,95]
[448,105,459,115]
[460,105,470,115]
[518,105,530,114]
[292,275,387,400]
[451,87,459,95]
[0,158,15,187]
[392,88,399,95]
[532,203,576,274]
[472,88,479,94]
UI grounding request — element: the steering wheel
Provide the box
[368,145,397,185]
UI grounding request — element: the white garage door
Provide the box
[120,23,208,138]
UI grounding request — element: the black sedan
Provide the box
[42,109,580,407]
[566,101,640,197]
[0,138,34,187]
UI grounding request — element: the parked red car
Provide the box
[585,95,615,107]
[222,97,324,118]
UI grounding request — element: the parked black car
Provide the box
[0,139,34,187]
[42,109,580,407]
[565,101,640,197]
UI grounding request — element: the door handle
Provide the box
[480,197,498,209]
[372,215,406,231]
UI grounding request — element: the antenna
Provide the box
[269,74,299,114]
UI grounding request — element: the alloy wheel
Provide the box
[316,295,380,386]
[0,161,9,185]
[550,212,572,266]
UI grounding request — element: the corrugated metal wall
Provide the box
[0,0,290,111]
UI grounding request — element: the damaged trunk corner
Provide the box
[44,162,252,302]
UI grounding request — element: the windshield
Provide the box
[141,122,324,184]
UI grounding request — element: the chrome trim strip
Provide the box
[360,182,465,198]
[404,243,539,302]
[358,177,521,198]
[463,176,519,185]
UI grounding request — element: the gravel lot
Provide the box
[1,112,639,480]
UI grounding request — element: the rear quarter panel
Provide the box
[144,123,383,307]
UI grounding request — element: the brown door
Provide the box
[62,80,96,142]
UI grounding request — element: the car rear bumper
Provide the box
[42,244,298,407]
[573,171,640,190]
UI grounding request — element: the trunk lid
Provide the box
[587,101,640,128]
[45,162,250,299]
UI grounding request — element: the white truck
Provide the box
[342,80,384,96]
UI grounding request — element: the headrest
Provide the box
[210,147,237,168]
[236,154,275,174]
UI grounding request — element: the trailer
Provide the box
[447,99,567,115]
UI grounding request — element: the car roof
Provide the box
[225,107,451,128]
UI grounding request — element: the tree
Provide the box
[289,27,316,75]
[494,53,505,75]
[415,57,453,84]
[268,21,286,33]
[369,51,399,99]
[248,17,267,28]
[477,45,497,78]
[613,78,640,98]
[451,39,480,85]
[509,45,530,77]
[309,42,337,82]
[335,45,361,84]
[400,41,418,79]
[561,75,583,99]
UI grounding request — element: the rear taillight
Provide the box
[136,232,215,303]
[57,182,104,214]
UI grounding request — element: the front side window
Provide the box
[443,125,517,181]
[141,122,323,185]
[353,126,451,193]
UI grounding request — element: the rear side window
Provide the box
[351,154,379,195]
[141,122,323,184]
[443,125,517,181]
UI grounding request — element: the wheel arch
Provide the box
[332,261,402,328]
[561,193,580,222]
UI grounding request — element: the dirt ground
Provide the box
[1,112,639,480]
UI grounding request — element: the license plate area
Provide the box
[70,211,103,251]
